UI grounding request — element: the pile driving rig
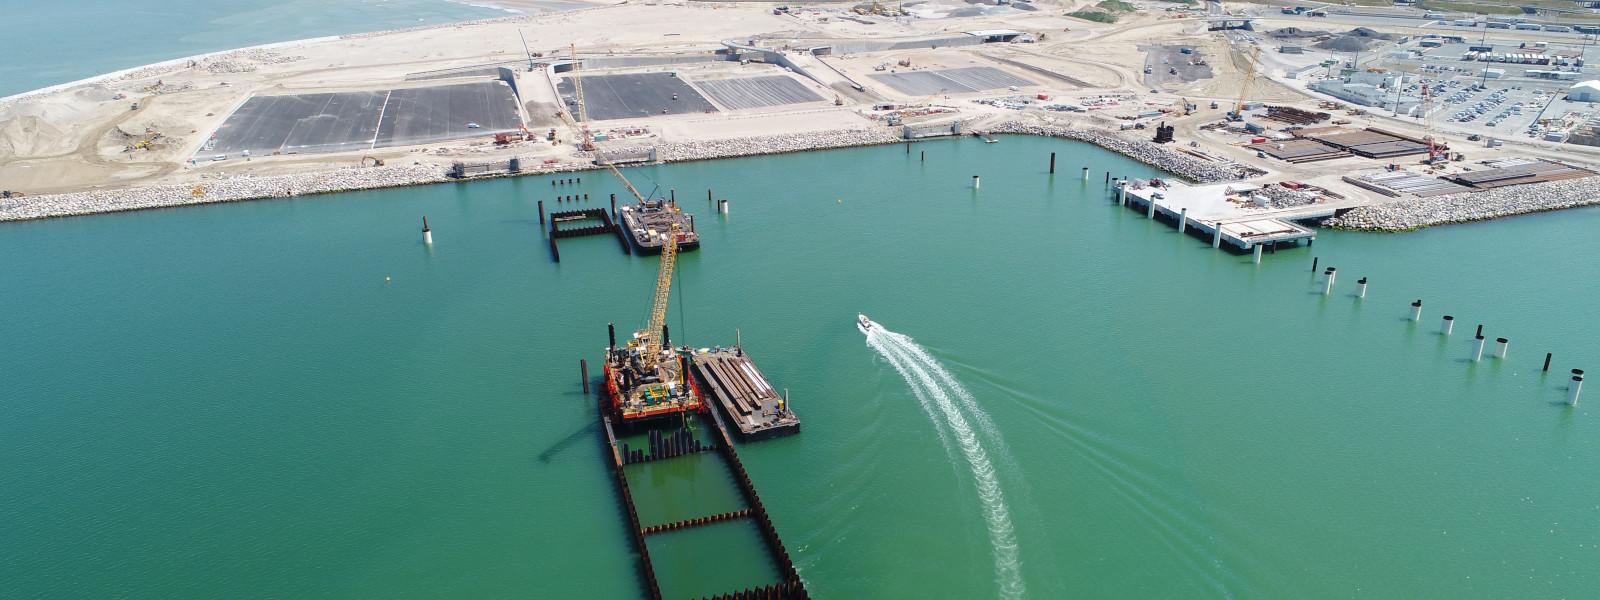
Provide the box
[603,221,703,421]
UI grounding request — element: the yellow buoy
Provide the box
[385,276,392,283]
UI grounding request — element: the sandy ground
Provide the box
[3,0,1596,208]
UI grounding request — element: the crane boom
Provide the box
[644,224,679,361]
[570,43,594,152]
[607,163,647,202]
[1229,45,1259,121]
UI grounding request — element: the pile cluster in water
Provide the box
[1323,175,1600,231]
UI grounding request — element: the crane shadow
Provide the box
[538,421,599,464]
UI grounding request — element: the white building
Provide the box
[1570,80,1600,102]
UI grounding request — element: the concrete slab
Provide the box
[558,73,717,121]
[210,91,386,156]
[868,67,1033,96]
[206,81,522,157]
[374,81,524,147]
[691,76,824,110]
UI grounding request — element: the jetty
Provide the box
[1113,180,1365,261]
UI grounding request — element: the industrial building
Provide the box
[1569,80,1600,102]
[1310,72,1419,115]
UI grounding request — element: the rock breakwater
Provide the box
[987,121,1260,183]
[1322,175,1600,231]
[0,165,447,222]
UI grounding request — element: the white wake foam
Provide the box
[864,322,1025,599]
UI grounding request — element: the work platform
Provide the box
[692,349,800,441]
[1114,181,1352,259]
[619,201,700,255]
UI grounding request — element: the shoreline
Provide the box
[0,37,339,106]
[7,122,1597,230]
[0,4,571,105]
[0,124,1273,223]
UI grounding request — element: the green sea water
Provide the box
[3,136,1599,598]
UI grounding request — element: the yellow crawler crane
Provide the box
[570,43,594,152]
[642,222,678,362]
[1228,44,1259,122]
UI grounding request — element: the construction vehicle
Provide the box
[1227,45,1260,122]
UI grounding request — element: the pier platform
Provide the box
[1115,181,1361,255]
[692,349,800,441]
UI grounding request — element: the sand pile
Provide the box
[1314,27,1397,52]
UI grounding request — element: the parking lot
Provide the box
[1365,36,1600,141]
[1141,45,1213,88]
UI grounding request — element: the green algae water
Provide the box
[3,136,1599,598]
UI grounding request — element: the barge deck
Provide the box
[619,200,700,255]
[692,348,801,441]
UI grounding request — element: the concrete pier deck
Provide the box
[1117,182,1363,253]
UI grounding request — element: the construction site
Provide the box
[5,0,1600,230]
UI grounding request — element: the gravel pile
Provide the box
[0,165,447,222]
[988,121,1258,183]
[1257,184,1318,209]
[1322,175,1600,231]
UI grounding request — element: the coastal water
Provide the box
[3,136,1599,598]
[0,0,512,98]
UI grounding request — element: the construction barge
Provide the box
[619,200,699,255]
[692,348,800,440]
[597,320,807,598]
[586,146,805,596]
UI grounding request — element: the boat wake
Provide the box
[860,315,1025,599]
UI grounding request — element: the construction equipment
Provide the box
[1421,85,1448,163]
[569,43,595,152]
[1228,45,1260,122]
[603,211,701,421]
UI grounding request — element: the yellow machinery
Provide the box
[1228,45,1259,121]
[569,43,595,152]
[641,223,679,363]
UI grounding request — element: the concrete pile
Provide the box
[0,164,447,222]
[1323,175,1600,231]
[988,121,1258,183]
[649,128,901,162]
